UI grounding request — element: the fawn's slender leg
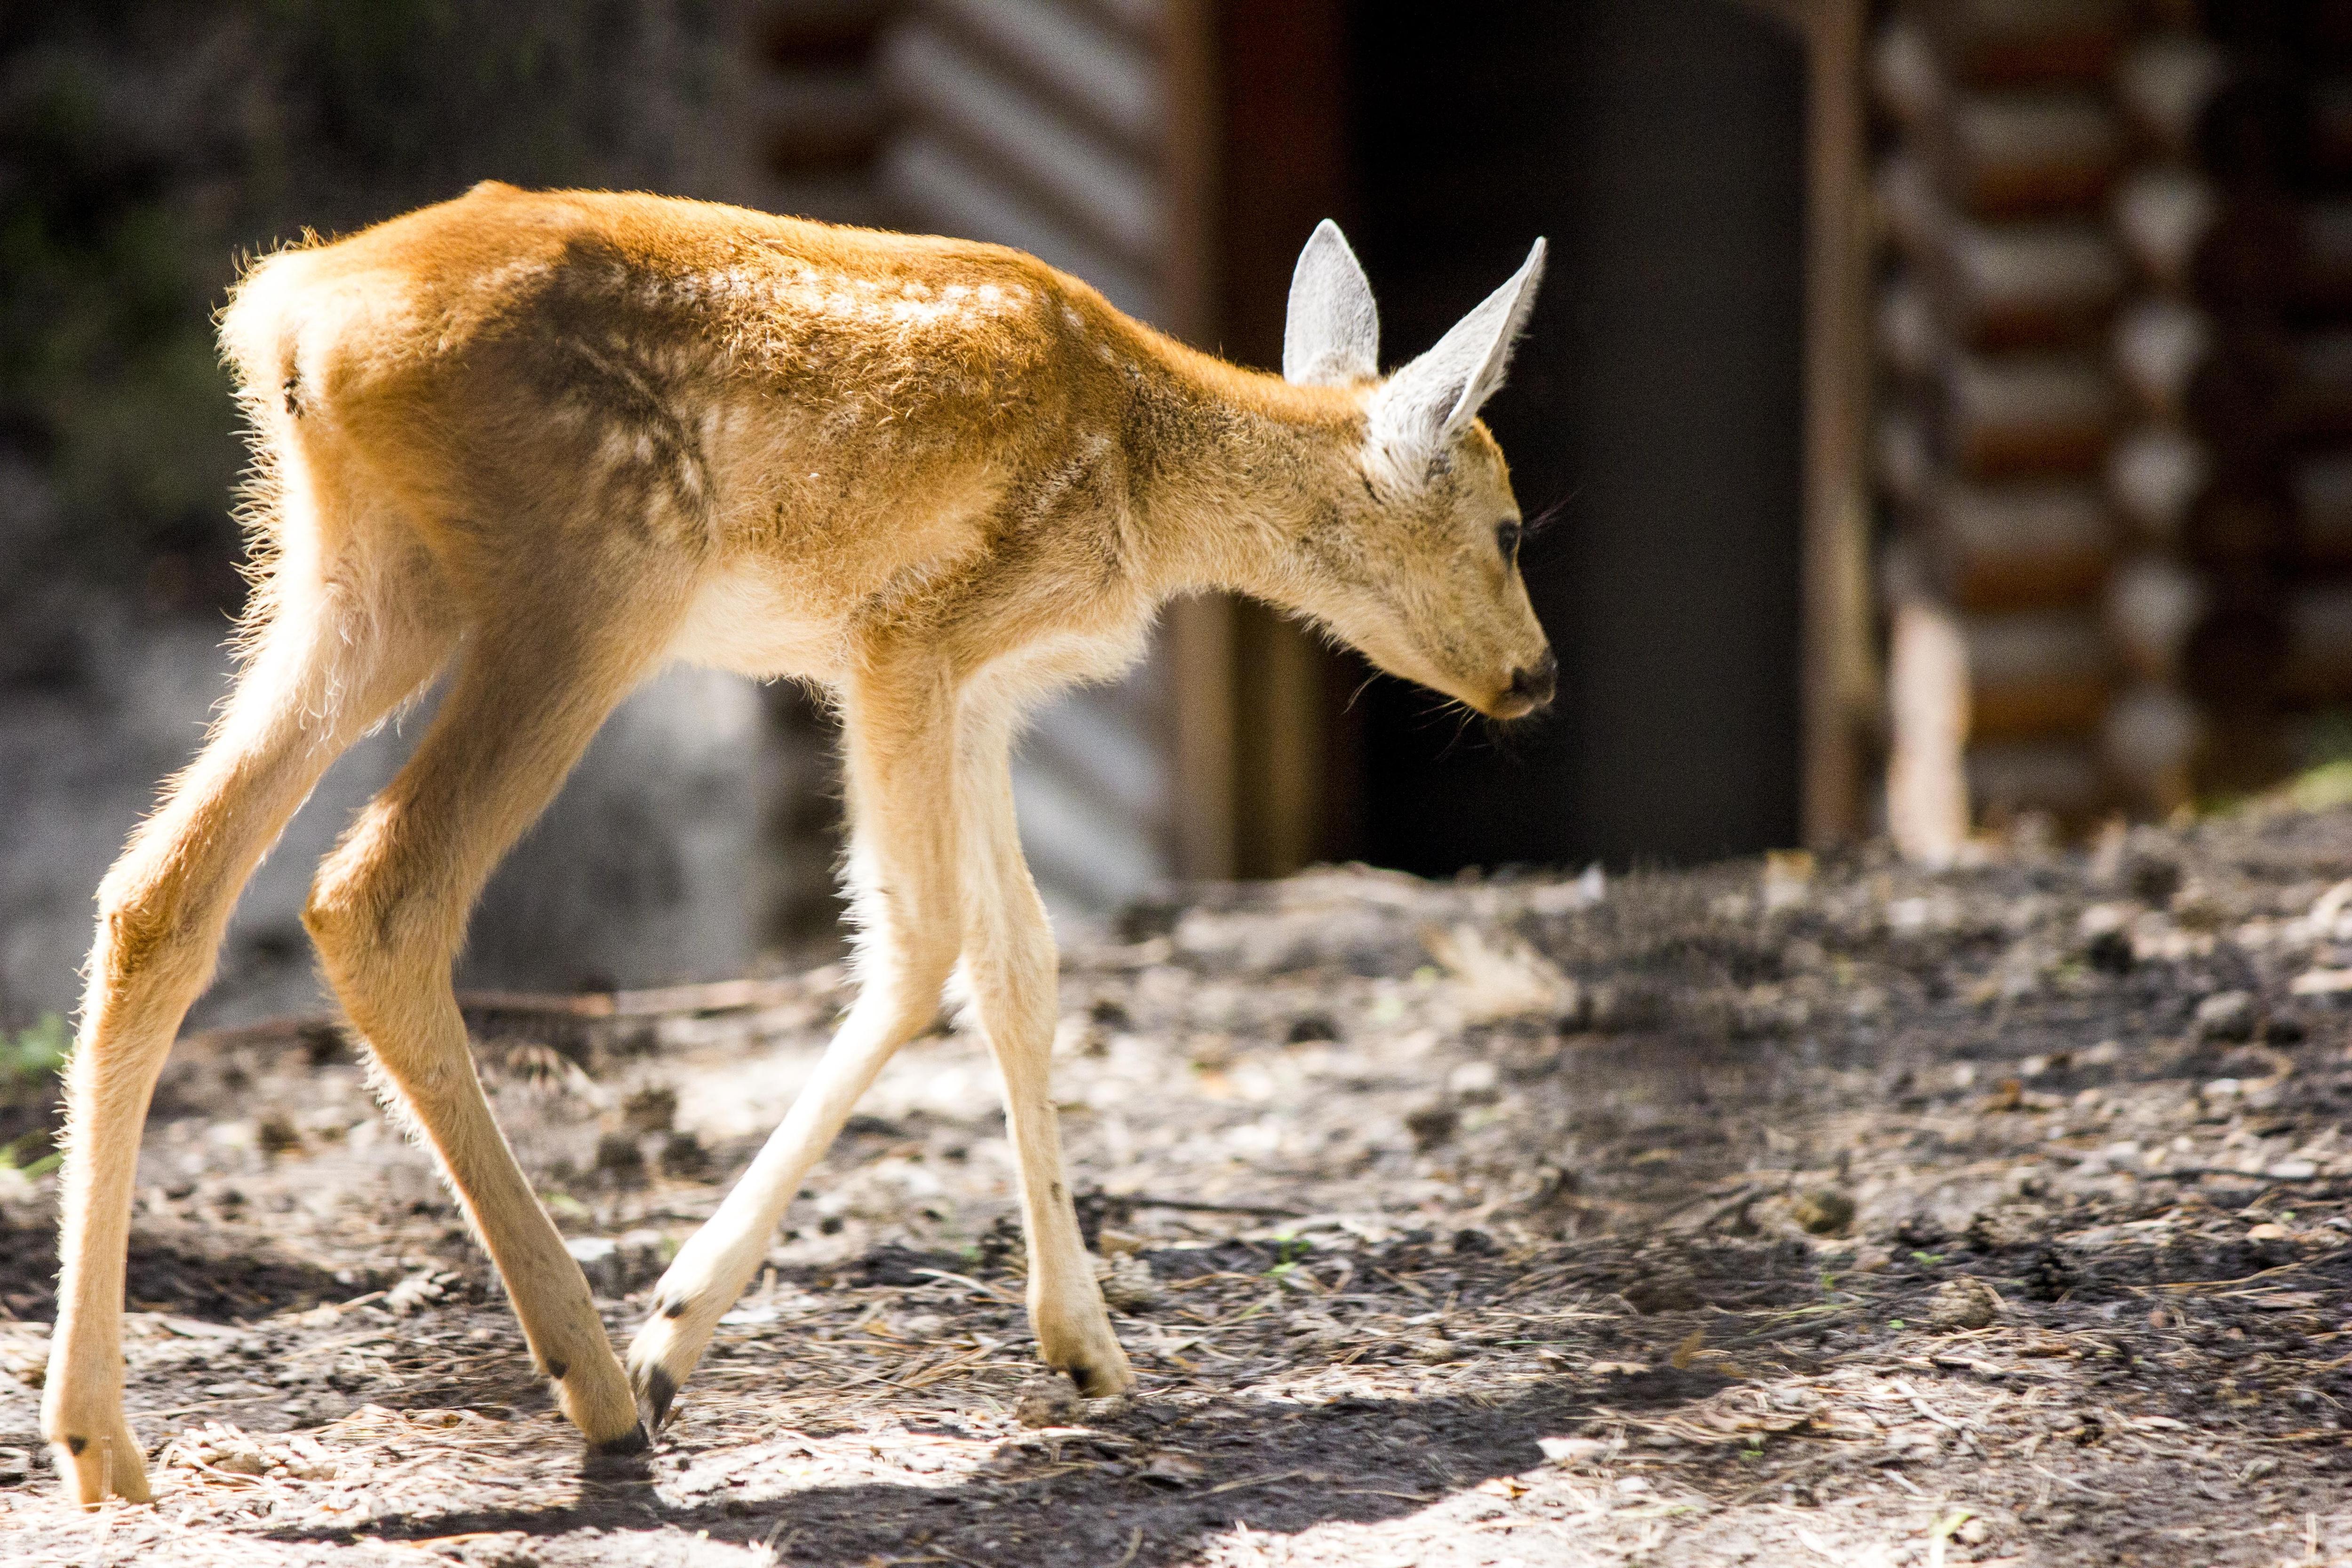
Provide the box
[627,656,963,1429]
[954,701,1132,1395]
[303,590,688,1453]
[44,561,450,1506]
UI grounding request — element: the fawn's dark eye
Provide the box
[1496,519,1523,565]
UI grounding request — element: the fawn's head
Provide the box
[1279,222,1555,720]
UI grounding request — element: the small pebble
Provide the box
[1014,1378,1081,1428]
[1404,1100,1460,1150]
[1097,1252,1162,1313]
[2193,990,2257,1043]
[1537,1435,1613,1465]
[1929,1276,2001,1331]
[1793,1188,1855,1236]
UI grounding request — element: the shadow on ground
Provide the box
[276,1374,1727,1567]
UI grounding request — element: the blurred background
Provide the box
[5,0,2337,1032]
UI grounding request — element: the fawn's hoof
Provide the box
[592,1419,653,1456]
[1045,1321,1136,1398]
[548,1348,647,1454]
[631,1361,681,1433]
[49,1426,153,1508]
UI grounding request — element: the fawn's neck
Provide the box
[1113,327,1367,608]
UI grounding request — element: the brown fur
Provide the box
[44,184,1552,1503]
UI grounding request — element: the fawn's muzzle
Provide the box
[1506,650,1557,710]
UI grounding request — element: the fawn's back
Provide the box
[222,182,1206,682]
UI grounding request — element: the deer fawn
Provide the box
[42,183,1552,1504]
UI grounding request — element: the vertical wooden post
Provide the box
[1160,0,1239,881]
[1797,0,1875,846]
[1217,0,1350,879]
[1747,0,1876,847]
[1160,0,1351,882]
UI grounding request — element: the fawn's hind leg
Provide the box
[44,557,450,1506]
[303,587,691,1453]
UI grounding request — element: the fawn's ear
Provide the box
[1283,220,1380,387]
[1367,238,1547,471]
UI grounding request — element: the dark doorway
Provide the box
[1348,0,1808,873]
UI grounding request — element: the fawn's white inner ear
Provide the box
[1282,219,1380,388]
[1367,237,1548,472]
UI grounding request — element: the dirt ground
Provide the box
[9,807,2352,1566]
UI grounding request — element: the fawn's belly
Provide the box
[667,563,846,681]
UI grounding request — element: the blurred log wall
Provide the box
[1878,0,2352,850]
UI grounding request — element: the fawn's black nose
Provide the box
[1506,650,1557,709]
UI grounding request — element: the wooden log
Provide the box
[2112,175,2352,314]
[1965,739,2106,820]
[2107,425,2209,543]
[2119,49,2352,185]
[2183,330,2296,457]
[2199,712,2296,794]
[1932,350,2115,476]
[1912,477,2113,609]
[1937,220,2125,347]
[2198,64,2352,186]
[1876,273,1939,381]
[1875,152,1942,259]
[2105,551,2209,682]
[2113,297,2209,422]
[1877,163,2125,345]
[1870,23,2124,215]
[1069,0,1163,48]
[1907,0,2130,88]
[2114,32,2231,159]
[1933,90,2123,216]
[1870,15,1940,127]
[2106,428,2285,566]
[2112,166,2219,294]
[1876,406,1933,509]
[1927,96,2122,222]
[2300,203,2352,310]
[1885,593,2110,845]
[2101,683,2203,815]
[1957,607,2110,738]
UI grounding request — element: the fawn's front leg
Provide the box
[626,658,964,1429]
[956,705,1133,1396]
